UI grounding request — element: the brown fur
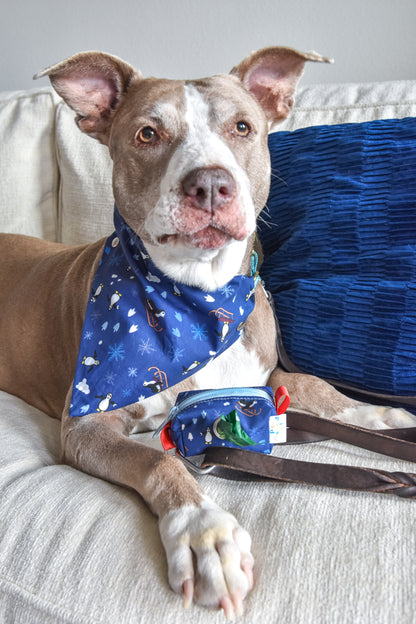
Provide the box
[0,234,103,416]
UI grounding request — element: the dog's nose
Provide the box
[182,167,236,212]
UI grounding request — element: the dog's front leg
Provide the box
[269,369,416,429]
[61,405,253,618]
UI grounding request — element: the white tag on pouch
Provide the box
[269,413,287,444]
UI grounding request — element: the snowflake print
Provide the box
[219,284,235,298]
[108,253,123,267]
[108,343,126,362]
[128,367,138,377]
[84,331,93,341]
[137,338,156,355]
[122,388,133,398]
[167,344,185,363]
[90,310,103,324]
[104,371,117,385]
[191,323,208,341]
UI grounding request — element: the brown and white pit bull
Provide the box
[1,47,415,620]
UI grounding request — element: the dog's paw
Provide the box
[159,496,253,619]
[339,404,416,429]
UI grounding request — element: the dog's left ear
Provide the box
[231,47,332,124]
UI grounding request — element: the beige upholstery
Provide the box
[1,81,415,624]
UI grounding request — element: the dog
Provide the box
[1,47,415,620]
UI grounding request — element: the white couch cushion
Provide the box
[55,101,114,245]
[276,79,416,130]
[0,88,59,241]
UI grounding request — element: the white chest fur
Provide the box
[132,334,270,433]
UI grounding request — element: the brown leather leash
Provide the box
[285,409,416,462]
[201,410,416,498]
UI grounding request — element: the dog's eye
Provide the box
[233,121,250,137]
[135,126,158,144]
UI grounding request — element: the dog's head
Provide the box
[36,47,330,289]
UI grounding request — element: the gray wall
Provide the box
[1,0,416,91]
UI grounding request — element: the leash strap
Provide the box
[201,409,416,498]
[285,410,416,462]
[201,445,416,498]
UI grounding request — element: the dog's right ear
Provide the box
[34,51,140,144]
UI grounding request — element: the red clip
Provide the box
[275,386,290,415]
[160,422,176,451]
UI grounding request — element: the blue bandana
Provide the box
[69,207,258,417]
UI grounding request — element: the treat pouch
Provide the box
[155,386,289,457]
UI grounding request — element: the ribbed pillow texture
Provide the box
[259,117,416,397]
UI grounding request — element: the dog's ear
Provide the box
[34,51,140,144]
[231,47,332,124]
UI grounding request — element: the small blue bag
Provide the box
[155,386,289,458]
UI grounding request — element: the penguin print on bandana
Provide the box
[69,206,259,418]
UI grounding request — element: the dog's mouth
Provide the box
[158,226,233,250]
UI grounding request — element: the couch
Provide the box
[1,78,415,624]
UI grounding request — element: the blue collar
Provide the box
[69,207,259,417]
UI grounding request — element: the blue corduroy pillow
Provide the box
[258,117,416,397]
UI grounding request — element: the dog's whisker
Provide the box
[270,168,288,186]
[257,204,277,229]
